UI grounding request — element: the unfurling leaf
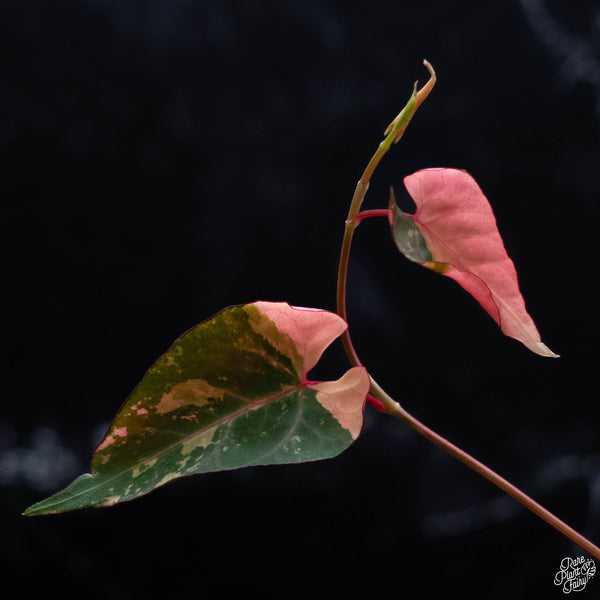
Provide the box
[23,302,369,515]
[389,168,557,357]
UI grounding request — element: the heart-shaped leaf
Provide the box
[389,168,557,357]
[23,302,369,515]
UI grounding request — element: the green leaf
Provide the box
[23,302,369,516]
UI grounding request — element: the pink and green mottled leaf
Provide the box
[389,168,557,357]
[23,302,369,516]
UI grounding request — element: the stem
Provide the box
[354,209,391,224]
[337,60,436,368]
[337,217,363,367]
[336,60,600,559]
[369,378,600,559]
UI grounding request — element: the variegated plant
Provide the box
[23,62,599,562]
[24,302,368,514]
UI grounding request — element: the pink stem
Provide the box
[354,208,392,224]
[365,393,385,411]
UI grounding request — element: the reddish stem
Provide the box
[354,209,392,224]
[369,377,600,559]
[365,393,385,411]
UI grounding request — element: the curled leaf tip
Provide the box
[415,59,436,109]
[383,61,436,144]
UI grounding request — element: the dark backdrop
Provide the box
[2,1,599,598]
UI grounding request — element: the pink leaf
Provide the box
[390,168,557,357]
[251,301,348,381]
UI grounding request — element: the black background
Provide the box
[2,1,600,598]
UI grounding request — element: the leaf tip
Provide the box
[531,340,560,358]
[22,503,55,517]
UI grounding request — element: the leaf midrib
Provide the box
[37,381,314,513]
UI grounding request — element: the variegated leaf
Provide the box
[23,302,369,515]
